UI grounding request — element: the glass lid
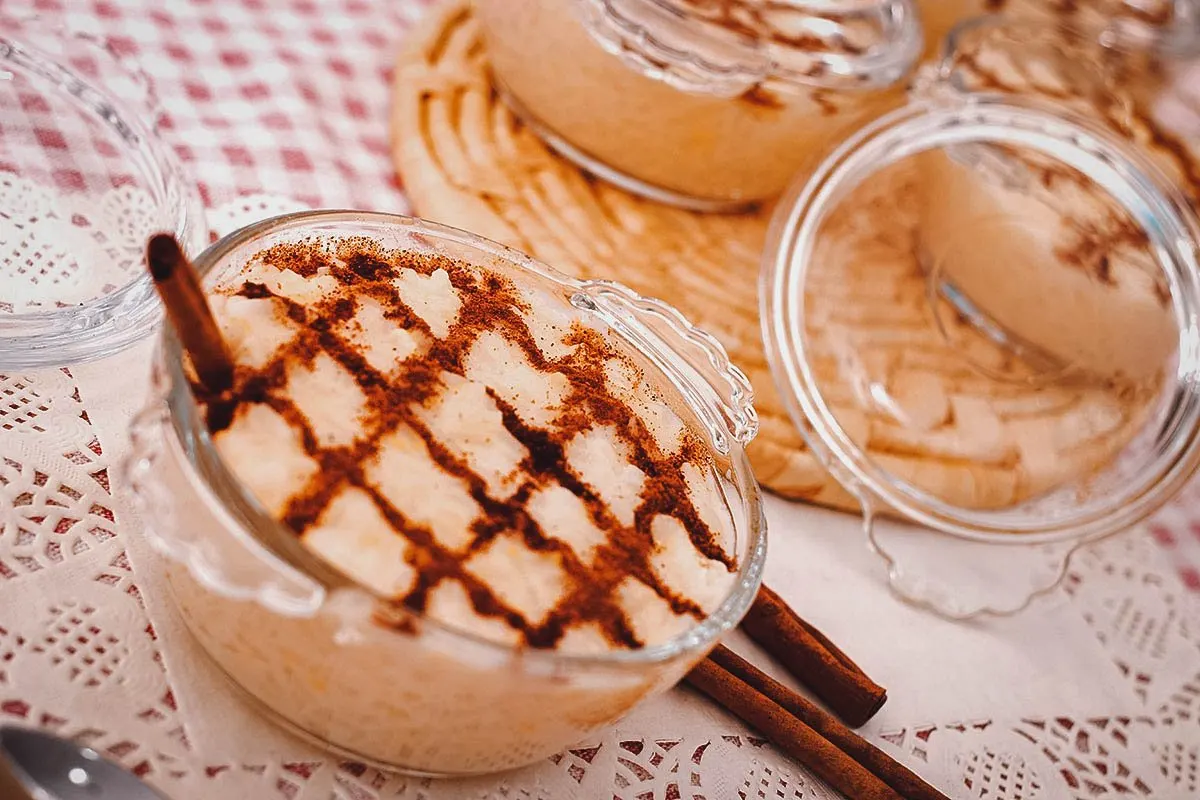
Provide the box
[0,17,205,369]
[761,93,1200,543]
[574,0,924,96]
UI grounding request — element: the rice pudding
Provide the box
[135,216,764,775]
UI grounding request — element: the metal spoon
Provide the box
[0,725,171,800]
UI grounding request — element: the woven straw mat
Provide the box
[388,1,1152,513]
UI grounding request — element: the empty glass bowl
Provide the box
[0,18,205,369]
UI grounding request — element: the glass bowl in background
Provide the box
[762,68,1200,618]
[473,0,924,210]
[0,17,205,369]
[918,0,1200,62]
[932,14,1200,208]
[122,210,767,775]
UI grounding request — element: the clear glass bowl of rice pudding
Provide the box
[473,0,923,209]
[123,210,766,775]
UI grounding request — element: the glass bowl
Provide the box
[919,0,1200,63]
[123,210,767,775]
[762,81,1200,618]
[473,0,924,209]
[0,18,205,369]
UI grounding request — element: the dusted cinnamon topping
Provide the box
[196,238,739,652]
[739,85,786,109]
[946,21,1200,208]
[980,144,1167,299]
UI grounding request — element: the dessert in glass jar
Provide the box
[918,0,1200,59]
[473,0,923,209]
[919,1,1200,139]
[933,15,1200,206]
[760,44,1200,617]
[124,211,765,775]
[921,16,1200,391]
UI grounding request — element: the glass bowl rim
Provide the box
[0,29,206,368]
[577,0,924,93]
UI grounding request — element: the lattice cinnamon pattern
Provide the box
[195,238,736,649]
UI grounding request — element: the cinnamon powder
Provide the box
[195,239,737,650]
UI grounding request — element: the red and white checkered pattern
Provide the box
[1147,480,1200,592]
[3,0,1200,591]
[0,50,144,197]
[6,0,435,213]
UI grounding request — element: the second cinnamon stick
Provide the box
[685,657,903,800]
[708,645,950,800]
[742,585,887,726]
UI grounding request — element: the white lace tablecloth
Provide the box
[2,2,1200,799]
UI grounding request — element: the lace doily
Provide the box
[1,192,1198,800]
[0,174,160,312]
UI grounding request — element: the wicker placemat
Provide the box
[389,1,849,506]
[388,1,1155,513]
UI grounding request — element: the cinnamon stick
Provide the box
[741,585,887,726]
[146,234,235,393]
[685,657,903,800]
[708,645,951,800]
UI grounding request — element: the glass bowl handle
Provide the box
[573,279,758,454]
[121,367,326,618]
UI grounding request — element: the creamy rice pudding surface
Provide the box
[165,235,744,772]
[919,145,1176,384]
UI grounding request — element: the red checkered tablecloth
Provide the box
[3,0,1200,593]
[6,0,435,213]
[1149,481,1200,592]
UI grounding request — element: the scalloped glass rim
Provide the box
[0,33,206,369]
